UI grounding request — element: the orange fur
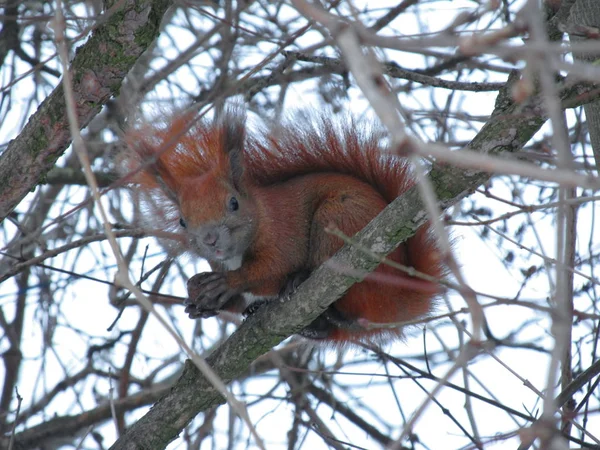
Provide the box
[122,110,443,344]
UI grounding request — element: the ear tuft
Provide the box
[219,106,246,191]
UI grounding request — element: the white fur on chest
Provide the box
[242,292,271,304]
[223,256,242,270]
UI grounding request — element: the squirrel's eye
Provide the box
[228,196,239,212]
[179,217,187,228]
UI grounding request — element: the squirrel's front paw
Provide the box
[185,272,239,318]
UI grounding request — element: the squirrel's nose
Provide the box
[203,231,218,247]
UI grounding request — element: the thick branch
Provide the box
[568,0,600,169]
[0,0,173,222]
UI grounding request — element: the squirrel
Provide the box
[122,107,443,343]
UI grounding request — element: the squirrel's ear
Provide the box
[221,107,246,192]
[123,136,181,207]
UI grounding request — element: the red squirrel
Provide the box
[122,107,443,343]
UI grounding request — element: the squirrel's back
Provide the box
[246,114,411,203]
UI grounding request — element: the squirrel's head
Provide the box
[124,107,257,263]
[178,170,257,264]
[176,110,257,264]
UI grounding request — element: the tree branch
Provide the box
[0,0,173,222]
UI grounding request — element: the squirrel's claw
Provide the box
[185,272,239,317]
[279,270,309,300]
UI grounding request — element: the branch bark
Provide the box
[0,0,173,222]
[568,0,600,169]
